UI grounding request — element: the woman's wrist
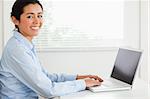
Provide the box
[76,75,83,80]
[76,75,89,80]
[76,74,80,80]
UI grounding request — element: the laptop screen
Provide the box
[111,48,142,85]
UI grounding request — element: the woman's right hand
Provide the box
[84,79,102,87]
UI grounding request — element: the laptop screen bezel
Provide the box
[110,48,143,85]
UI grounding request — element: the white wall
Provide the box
[140,0,149,81]
[148,0,150,96]
[3,0,14,46]
[124,1,140,49]
[0,0,2,56]
[38,50,117,78]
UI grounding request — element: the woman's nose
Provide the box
[33,17,39,24]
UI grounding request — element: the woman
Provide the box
[0,0,103,98]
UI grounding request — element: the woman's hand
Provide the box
[84,78,101,87]
[76,75,103,82]
[76,74,103,87]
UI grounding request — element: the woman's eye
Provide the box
[38,15,43,18]
[27,16,33,19]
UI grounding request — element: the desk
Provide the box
[57,78,149,99]
[40,78,149,99]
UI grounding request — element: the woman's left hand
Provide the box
[76,75,103,82]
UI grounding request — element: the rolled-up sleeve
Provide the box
[42,67,77,82]
[8,46,86,98]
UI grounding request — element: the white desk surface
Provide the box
[54,78,149,99]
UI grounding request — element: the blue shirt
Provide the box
[0,31,86,99]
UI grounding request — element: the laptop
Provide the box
[88,48,142,92]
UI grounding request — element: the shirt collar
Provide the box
[13,30,34,50]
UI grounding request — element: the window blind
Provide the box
[33,0,125,51]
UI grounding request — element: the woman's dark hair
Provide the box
[11,0,43,28]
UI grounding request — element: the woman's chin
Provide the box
[32,31,39,36]
[34,33,39,36]
[31,33,39,37]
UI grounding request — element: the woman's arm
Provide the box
[41,66,77,82]
[8,47,86,98]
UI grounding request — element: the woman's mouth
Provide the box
[31,26,40,30]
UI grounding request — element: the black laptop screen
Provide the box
[111,48,142,85]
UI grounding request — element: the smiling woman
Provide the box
[11,1,43,41]
[0,0,103,98]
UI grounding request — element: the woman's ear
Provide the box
[11,16,19,26]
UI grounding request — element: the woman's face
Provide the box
[12,3,43,41]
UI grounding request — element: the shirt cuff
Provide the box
[74,79,86,91]
[65,74,77,81]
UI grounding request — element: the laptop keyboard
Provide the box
[101,80,125,88]
[90,82,124,90]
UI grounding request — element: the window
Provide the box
[3,0,140,51]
